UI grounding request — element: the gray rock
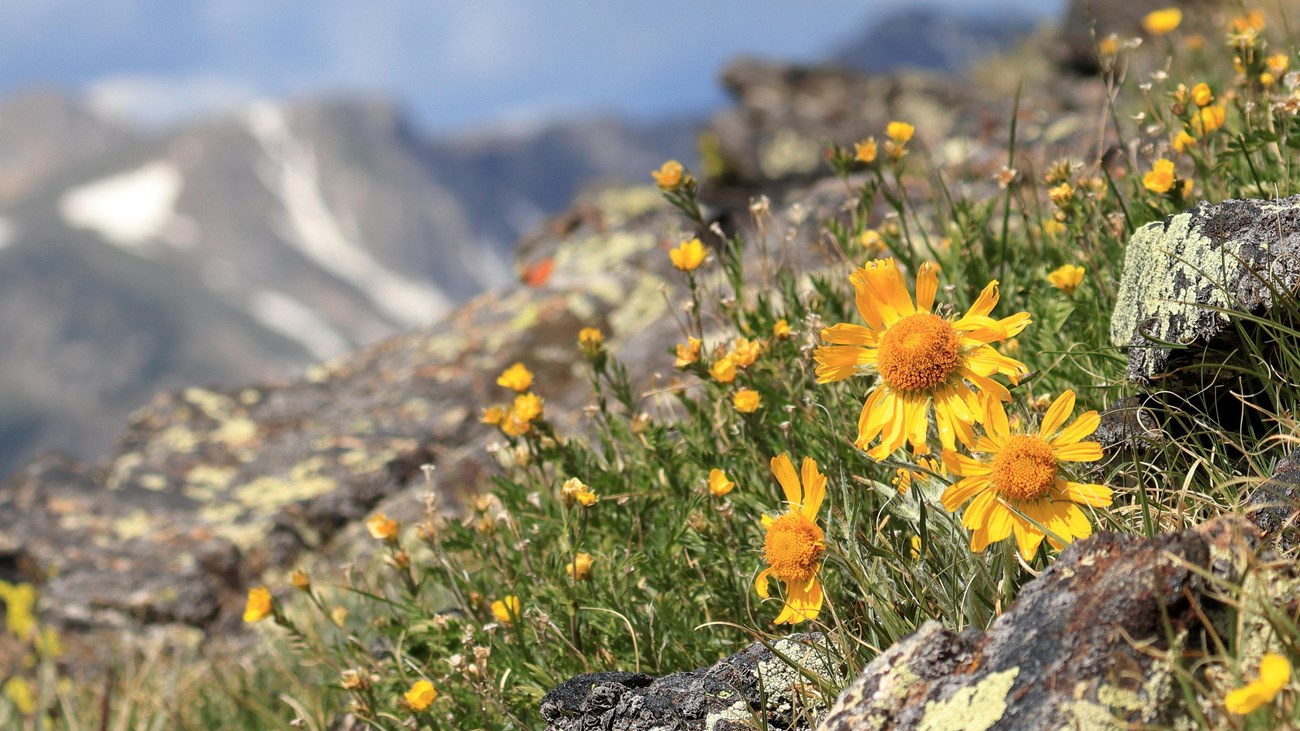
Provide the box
[1110,195,1300,383]
[540,634,843,731]
[1249,448,1300,554]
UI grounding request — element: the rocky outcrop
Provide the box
[816,518,1258,730]
[540,634,842,731]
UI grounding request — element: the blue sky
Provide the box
[1,1,1063,133]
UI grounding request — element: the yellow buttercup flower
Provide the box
[940,390,1113,559]
[1041,219,1065,237]
[577,327,604,354]
[1143,159,1176,194]
[669,238,707,272]
[1268,53,1290,75]
[1048,182,1073,206]
[243,586,273,623]
[710,356,738,383]
[566,552,594,581]
[496,362,533,393]
[1225,653,1291,714]
[2,677,35,716]
[481,405,507,426]
[708,468,735,497]
[1231,10,1265,35]
[675,337,703,368]
[814,259,1030,459]
[728,337,762,367]
[290,570,311,591]
[859,229,885,253]
[1141,7,1181,35]
[734,389,762,413]
[366,513,399,541]
[756,454,827,624]
[886,121,914,144]
[773,319,791,339]
[491,595,521,624]
[652,160,684,190]
[404,679,438,710]
[1191,82,1212,107]
[1261,72,1277,88]
[1047,264,1085,295]
[854,137,878,163]
[1197,105,1226,134]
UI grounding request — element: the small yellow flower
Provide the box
[404,679,438,711]
[1193,105,1226,135]
[1047,264,1086,295]
[290,570,311,591]
[577,327,604,354]
[491,595,521,624]
[0,581,36,640]
[1097,35,1120,58]
[669,238,707,272]
[561,477,599,508]
[481,405,507,426]
[331,606,348,627]
[734,389,762,413]
[1041,219,1066,237]
[512,392,544,421]
[674,336,703,368]
[243,587,273,623]
[1231,10,1265,35]
[854,137,878,163]
[728,337,762,368]
[496,362,534,393]
[893,455,940,494]
[1141,7,1181,36]
[708,468,735,497]
[1225,653,1291,715]
[366,513,399,541]
[566,552,594,581]
[1261,72,1277,88]
[2,677,35,716]
[773,319,791,339]
[1268,53,1291,75]
[1172,128,1197,153]
[1048,182,1073,206]
[1191,82,1213,107]
[859,229,885,253]
[886,121,914,144]
[340,669,366,690]
[756,454,827,624]
[651,159,684,189]
[710,356,738,383]
[1184,33,1206,51]
[1143,159,1177,194]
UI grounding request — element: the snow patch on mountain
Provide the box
[59,161,183,252]
[248,288,350,361]
[243,102,448,328]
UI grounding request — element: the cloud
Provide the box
[84,74,257,126]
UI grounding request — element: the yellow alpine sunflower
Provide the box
[755,454,827,625]
[940,390,1113,559]
[814,258,1029,459]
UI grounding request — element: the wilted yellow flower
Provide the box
[1143,159,1177,194]
[652,160,684,189]
[2,677,34,716]
[290,570,311,591]
[728,337,762,367]
[734,389,762,413]
[909,535,923,559]
[491,595,521,624]
[814,259,1030,459]
[1047,264,1086,295]
[577,327,604,354]
[854,137,878,163]
[708,468,735,497]
[1048,182,1073,206]
[1191,82,1213,107]
[1173,128,1198,153]
[674,336,703,368]
[1231,10,1265,35]
[773,319,791,339]
[886,121,915,144]
[561,477,598,507]
[243,587,273,623]
[1225,653,1291,714]
[366,513,399,541]
[340,669,367,691]
[1141,7,1181,35]
[404,679,438,710]
[669,238,707,272]
[496,362,534,393]
[710,356,738,383]
[1268,53,1291,75]
[941,390,1112,558]
[566,552,594,580]
[756,454,827,624]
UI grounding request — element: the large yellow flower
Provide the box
[755,454,827,624]
[814,259,1029,459]
[940,390,1113,559]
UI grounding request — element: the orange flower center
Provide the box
[992,435,1058,500]
[876,313,961,393]
[763,513,825,585]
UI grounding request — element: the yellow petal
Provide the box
[904,398,930,454]
[754,567,774,598]
[984,395,1010,444]
[1012,504,1048,559]
[983,501,1015,544]
[965,280,1000,319]
[915,262,939,313]
[1039,390,1076,438]
[941,475,991,511]
[856,387,892,448]
[1060,481,1113,507]
[1053,441,1102,462]
[1225,682,1273,714]
[1260,653,1292,689]
[962,488,999,530]
[800,457,826,519]
[942,450,992,478]
[1052,410,1101,446]
[770,454,802,506]
[814,345,872,384]
[821,322,879,346]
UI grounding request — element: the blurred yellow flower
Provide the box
[893,455,940,494]
[1143,159,1176,194]
[1231,10,1265,35]
[404,679,438,710]
[0,581,36,640]
[1191,82,1212,107]
[512,392,544,421]
[728,337,762,367]
[1198,105,1226,134]
[243,587,273,623]
[756,454,827,624]
[1097,35,1120,58]
[854,137,878,163]
[481,405,507,426]
[496,362,534,393]
[710,356,738,383]
[1048,182,1073,206]
[773,319,792,339]
[674,336,703,368]
[651,159,684,189]
[1047,264,1086,295]
[941,390,1112,559]
[1261,72,1277,88]
[734,389,762,413]
[708,468,735,497]
[2,677,34,716]
[366,513,399,541]
[1141,7,1181,35]
[910,535,923,559]
[291,570,311,591]
[1268,53,1291,75]
[1225,653,1290,714]
[669,238,707,272]
[1041,218,1066,237]
[566,552,594,581]
[1173,129,1197,153]
[491,595,521,624]
[577,327,604,354]
[814,259,1029,459]
[886,121,914,144]
[859,229,885,253]
[561,477,599,508]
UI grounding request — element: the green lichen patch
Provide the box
[918,667,1019,731]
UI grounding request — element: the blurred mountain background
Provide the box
[0,1,1060,477]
